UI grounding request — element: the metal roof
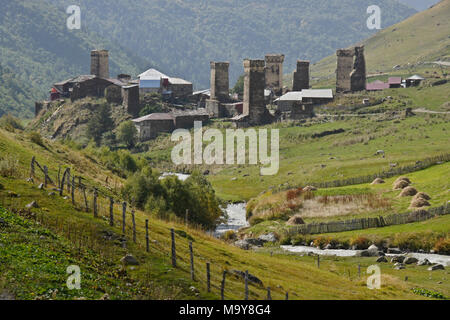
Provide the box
[275,91,303,102]
[366,81,389,91]
[138,68,169,80]
[407,75,425,80]
[388,77,402,85]
[132,113,174,123]
[275,89,333,102]
[169,77,192,85]
[301,89,333,99]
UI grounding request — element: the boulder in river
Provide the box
[387,248,403,254]
[376,256,388,263]
[235,240,251,250]
[391,256,406,263]
[428,264,445,271]
[394,263,406,270]
[258,233,277,243]
[403,257,419,265]
[417,259,432,266]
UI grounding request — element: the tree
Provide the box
[87,104,114,146]
[232,74,244,96]
[117,120,138,148]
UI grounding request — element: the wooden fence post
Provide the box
[358,263,361,278]
[71,176,75,205]
[83,185,89,212]
[93,188,98,218]
[66,168,71,193]
[145,220,150,253]
[206,263,211,293]
[267,287,272,300]
[244,270,249,300]
[132,209,136,243]
[285,292,289,300]
[189,242,195,281]
[60,170,66,196]
[122,202,127,235]
[109,197,114,226]
[57,166,61,189]
[171,229,176,268]
[43,165,48,188]
[317,255,320,268]
[30,156,35,179]
[220,270,227,300]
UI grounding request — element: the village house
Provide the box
[138,68,193,99]
[132,109,209,142]
[405,75,425,87]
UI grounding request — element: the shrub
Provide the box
[313,236,332,249]
[279,235,292,245]
[28,131,45,147]
[350,236,370,249]
[434,238,450,255]
[117,121,138,148]
[0,155,20,178]
[222,230,237,242]
[0,114,23,132]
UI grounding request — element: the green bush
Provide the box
[28,131,45,147]
[123,169,222,229]
[0,114,23,132]
[222,230,237,242]
[0,155,20,178]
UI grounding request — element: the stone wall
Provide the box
[136,119,175,141]
[243,59,273,126]
[122,85,140,117]
[210,62,230,102]
[90,50,109,79]
[336,46,366,93]
[70,78,118,102]
[265,54,285,95]
[292,60,310,91]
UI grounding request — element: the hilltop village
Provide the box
[35,47,425,142]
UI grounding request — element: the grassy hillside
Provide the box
[310,0,450,81]
[0,125,431,300]
[0,0,149,118]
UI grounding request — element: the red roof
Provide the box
[388,77,402,85]
[366,81,390,91]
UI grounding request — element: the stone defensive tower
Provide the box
[264,54,285,95]
[243,59,273,125]
[210,62,230,102]
[292,60,310,91]
[336,46,366,93]
[91,50,110,79]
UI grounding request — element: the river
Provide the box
[281,245,450,266]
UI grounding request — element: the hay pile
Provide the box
[410,198,431,209]
[371,178,385,185]
[399,186,418,197]
[395,177,411,184]
[413,192,431,201]
[393,179,410,190]
[287,215,305,225]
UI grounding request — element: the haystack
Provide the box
[395,177,411,184]
[393,179,410,190]
[399,186,418,197]
[371,178,385,185]
[413,192,431,201]
[410,198,431,208]
[287,215,305,225]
